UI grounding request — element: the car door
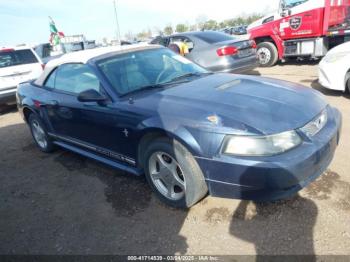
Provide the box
[279,0,324,39]
[44,63,136,164]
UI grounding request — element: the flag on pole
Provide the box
[49,16,65,46]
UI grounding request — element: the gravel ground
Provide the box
[0,62,349,256]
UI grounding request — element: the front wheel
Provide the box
[257,42,278,67]
[144,138,208,208]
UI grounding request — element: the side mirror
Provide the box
[281,8,291,17]
[77,89,107,104]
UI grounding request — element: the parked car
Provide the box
[0,46,43,105]
[319,42,350,93]
[33,43,63,64]
[17,45,342,208]
[150,31,258,73]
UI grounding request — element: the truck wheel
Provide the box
[257,42,278,67]
[143,137,208,208]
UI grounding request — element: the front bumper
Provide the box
[318,60,347,91]
[0,87,17,105]
[196,106,342,201]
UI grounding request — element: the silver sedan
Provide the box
[150,31,258,73]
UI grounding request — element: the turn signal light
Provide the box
[217,46,238,56]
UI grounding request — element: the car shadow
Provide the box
[229,166,318,258]
[245,69,261,76]
[0,122,189,255]
[47,149,190,255]
[278,59,320,67]
[0,104,17,115]
[311,79,350,98]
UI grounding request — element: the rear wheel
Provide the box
[346,72,350,93]
[257,42,278,67]
[28,114,55,153]
[143,138,208,208]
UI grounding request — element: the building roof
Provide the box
[35,43,160,86]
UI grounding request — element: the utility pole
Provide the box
[113,0,121,44]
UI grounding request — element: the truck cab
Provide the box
[248,0,350,66]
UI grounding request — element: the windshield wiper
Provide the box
[120,72,213,97]
[120,83,173,97]
[168,72,213,82]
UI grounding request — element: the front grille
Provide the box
[300,109,328,137]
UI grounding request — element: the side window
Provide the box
[169,36,195,54]
[44,68,57,89]
[54,64,100,95]
[282,0,308,9]
[170,37,194,52]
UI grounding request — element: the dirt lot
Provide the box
[0,62,349,256]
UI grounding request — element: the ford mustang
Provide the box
[17,44,342,208]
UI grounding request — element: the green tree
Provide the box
[164,25,173,35]
[176,24,188,33]
[203,19,218,30]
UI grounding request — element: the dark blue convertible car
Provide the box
[17,44,342,208]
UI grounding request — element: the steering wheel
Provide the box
[156,70,180,84]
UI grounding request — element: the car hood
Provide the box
[134,74,328,135]
[326,41,350,56]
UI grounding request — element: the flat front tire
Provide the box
[144,138,208,208]
[257,42,278,67]
[28,114,55,153]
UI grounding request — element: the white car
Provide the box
[0,46,43,105]
[318,42,350,92]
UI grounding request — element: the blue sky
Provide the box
[0,0,278,46]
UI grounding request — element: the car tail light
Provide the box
[250,40,257,49]
[217,46,238,56]
[0,48,14,53]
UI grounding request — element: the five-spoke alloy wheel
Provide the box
[149,151,186,201]
[144,138,208,208]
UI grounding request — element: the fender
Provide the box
[249,23,284,59]
[271,34,284,59]
[137,116,203,157]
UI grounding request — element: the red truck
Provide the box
[248,0,350,66]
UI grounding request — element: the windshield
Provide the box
[281,0,308,9]
[97,48,208,95]
[0,49,38,68]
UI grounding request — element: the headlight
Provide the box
[323,52,348,63]
[300,109,327,137]
[222,130,302,156]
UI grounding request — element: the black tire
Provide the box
[143,137,208,208]
[257,42,279,67]
[346,72,350,94]
[28,114,55,153]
